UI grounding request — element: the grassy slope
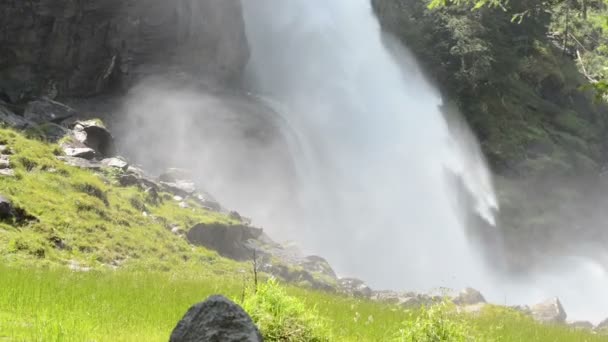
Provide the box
[0,129,605,340]
[0,128,241,273]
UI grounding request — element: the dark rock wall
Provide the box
[0,0,249,102]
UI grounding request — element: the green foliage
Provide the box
[394,302,473,342]
[0,128,241,271]
[240,278,333,341]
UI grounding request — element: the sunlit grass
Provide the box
[1,266,605,342]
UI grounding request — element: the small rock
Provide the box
[159,168,193,183]
[568,321,593,330]
[34,123,71,142]
[195,193,222,212]
[57,156,102,170]
[119,174,139,187]
[453,288,486,306]
[174,196,184,202]
[0,155,10,169]
[0,169,15,177]
[338,278,373,298]
[171,226,185,236]
[0,101,31,129]
[62,145,96,159]
[71,120,116,157]
[179,202,189,209]
[0,195,13,219]
[509,305,532,315]
[229,211,242,221]
[68,260,91,272]
[530,297,567,324]
[300,255,337,279]
[161,180,197,197]
[399,295,439,309]
[596,318,608,333]
[371,290,403,304]
[187,223,263,261]
[170,295,262,342]
[459,303,488,315]
[24,99,76,124]
[101,157,128,171]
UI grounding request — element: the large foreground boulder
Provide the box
[170,295,262,342]
[530,297,567,324]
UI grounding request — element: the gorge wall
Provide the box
[0,0,249,102]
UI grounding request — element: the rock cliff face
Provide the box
[0,0,249,102]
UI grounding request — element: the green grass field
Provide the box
[0,266,605,342]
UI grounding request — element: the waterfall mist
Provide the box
[116,0,608,323]
[240,0,498,291]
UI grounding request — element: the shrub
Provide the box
[394,302,474,342]
[240,278,332,341]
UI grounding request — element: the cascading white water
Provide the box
[120,0,608,323]
[241,0,498,291]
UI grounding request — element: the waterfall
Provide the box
[241,0,498,291]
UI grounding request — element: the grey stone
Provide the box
[71,120,116,158]
[338,278,373,298]
[0,155,10,169]
[0,102,30,129]
[101,157,129,171]
[61,142,96,160]
[24,99,76,124]
[0,169,15,177]
[187,223,263,261]
[170,295,262,342]
[57,156,102,170]
[0,195,13,219]
[119,174,140,187]
[300,255,337,279]
[452,288,486,306]
[530,297,567,324]
[35,123,71,142]
[161,181,197,197]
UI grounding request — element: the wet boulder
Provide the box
[299,255,337,279]
[0,101,30,129]
[452,287,486,306]
[61,139,96,159]
[101,157,129,171]
[170,295,262,342]
[71,120,116,158]
[34,123,71,142]
[187,223,263,260]
[0,195,13,219]
[23,99,76,124]
[530,297,567,324]
[338,278,373,298]
[57,156,103,170]
[568,321,593,331]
